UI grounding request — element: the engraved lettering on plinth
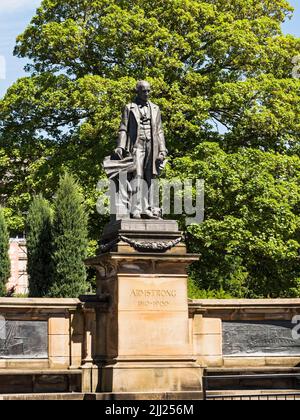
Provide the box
[130,289,177,297]
[119,277,187,311]
[130,288,177,308]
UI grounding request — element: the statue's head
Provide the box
[136,80,151,103]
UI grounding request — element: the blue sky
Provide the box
[0,0,41,97]
[0,0,299,98]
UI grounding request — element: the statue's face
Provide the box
[137,82,151,102]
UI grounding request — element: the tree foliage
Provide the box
[169,143,300,298]
[0,0,300,297]
[50,173,89,297]
[26,196,53,297]
[0,208,10,296]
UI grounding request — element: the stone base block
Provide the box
[85,391,203,400]
[0,392,204,401]
[85,249,202,394]
[199,356,223,368]
[97,361,203,393]
[99,220,185,254]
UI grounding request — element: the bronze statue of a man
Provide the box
[114,81,167,219]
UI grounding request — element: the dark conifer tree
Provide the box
[27,196,53,297]
[0,208,10,297]
[50,174,89,297]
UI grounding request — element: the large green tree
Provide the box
[26,196,53,297]
[0,209,10,296]
[50,173,89,297]
[0,0,300,297]
[169,143,300,298]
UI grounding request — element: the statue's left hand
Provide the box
[158,152,167,162]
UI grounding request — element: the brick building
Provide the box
[7,238,28,295]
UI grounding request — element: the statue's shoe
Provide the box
[142,210,160,220]
[131,212,142,219]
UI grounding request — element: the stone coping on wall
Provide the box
[189,299,300,314]
[190,298,300,306]
[1,297,300,310]
[0,298,80,310]
[189,299,300,321]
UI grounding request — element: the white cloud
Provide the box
[0,0,41,13]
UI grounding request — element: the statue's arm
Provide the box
[157,109,167,156]
[117,105,130,150]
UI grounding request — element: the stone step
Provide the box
[205,367,300,375]
[0,393,85,401]
[0,371,82,394]
[84,392,203,401]
[206,389,300,400]
[0,391,204,401]
[204,367,300,392]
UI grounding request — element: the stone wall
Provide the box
[189,299,300,368]
[0,298,87,370]
[1,298,300,393]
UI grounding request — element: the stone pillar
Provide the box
[192,315,223,367]
[81,306,98,393]
[85,224,203,393]
[69,309,84,369]
[48,314,71,369]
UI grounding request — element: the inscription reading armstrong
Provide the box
[130,289,177,308]
[223,321,300,356]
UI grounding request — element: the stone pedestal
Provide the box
[84,220,202,393]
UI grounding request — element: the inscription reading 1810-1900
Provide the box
[130,289,177,308]
[223,321,300,356]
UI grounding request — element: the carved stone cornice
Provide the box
[119,235,182,253]
[99,235,182,254]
